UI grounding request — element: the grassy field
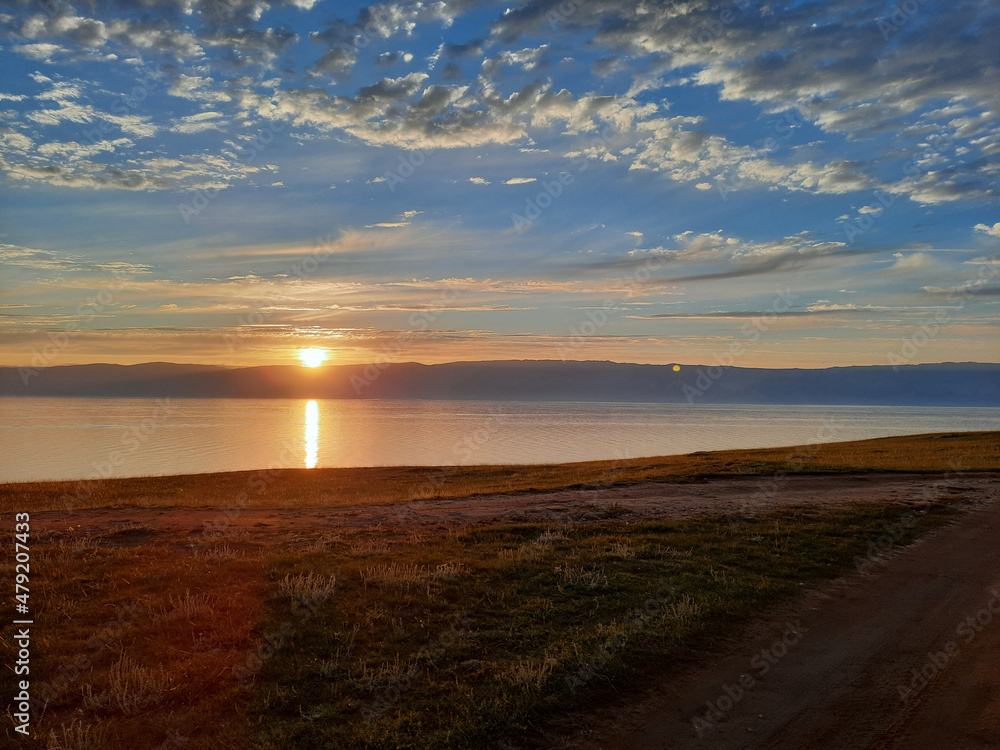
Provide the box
[5,504,960,750]
[2,430,997,513]
[1,432,996,749]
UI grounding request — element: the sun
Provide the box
[298,348,328,368]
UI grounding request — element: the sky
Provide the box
[0,0,998,369]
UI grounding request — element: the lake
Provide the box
[1,397,998,483]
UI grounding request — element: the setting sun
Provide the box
[298,348,328,368]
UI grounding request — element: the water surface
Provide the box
[1,397,997,483]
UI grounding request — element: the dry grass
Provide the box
[360,562,466,586]
[8,539,267,749]
[607,541,635,559]
[501,656,558,688]
[46,720,111,750]
[3,431,996,513]
[81,655,172,715]
[277,572,337,601]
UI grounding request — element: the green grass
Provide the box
[245,502,956,749]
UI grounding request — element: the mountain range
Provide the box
[1,361,997,406]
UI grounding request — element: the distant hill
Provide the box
[1,360,998,406]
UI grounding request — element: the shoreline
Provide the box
[3,430,998,514]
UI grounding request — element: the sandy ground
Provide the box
[29,471,1000,539]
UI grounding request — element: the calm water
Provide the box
[1,397,998,483]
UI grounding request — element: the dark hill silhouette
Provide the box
[1,360,998,406]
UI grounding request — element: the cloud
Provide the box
[19,77,158,137]
[0,145,271,192]
[571,230,871,285]
[12,43,66,61]
[236,74,654,150]
[890,252,931,271]
[167,75,231,103]
[481,45,550,79]
[468,176,490,185]
[0,0,996,212]
[169,111,224,134]
[307,2,470,80]
[504,177,536,184]
[923,284,1000,297]
[20,8,203,58]
[0,243,153,274]
[375,51,402,66]
[627,308,879,319]
[488,0,999,203]
[37,138,132,158]
[974,222,1000,237]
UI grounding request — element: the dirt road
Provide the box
[565,487,1000,750]
[29,471,999,538]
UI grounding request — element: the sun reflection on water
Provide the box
[305,399,319,469]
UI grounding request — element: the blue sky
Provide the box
[1,0,998,368]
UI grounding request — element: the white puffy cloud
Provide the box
[169,111,225,134]
[20,9,204,58]
[168,75,232,103]
[0,0,995,206]
[489,0,1000,203]
[890,252,931,271]
[12,43,66,61]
